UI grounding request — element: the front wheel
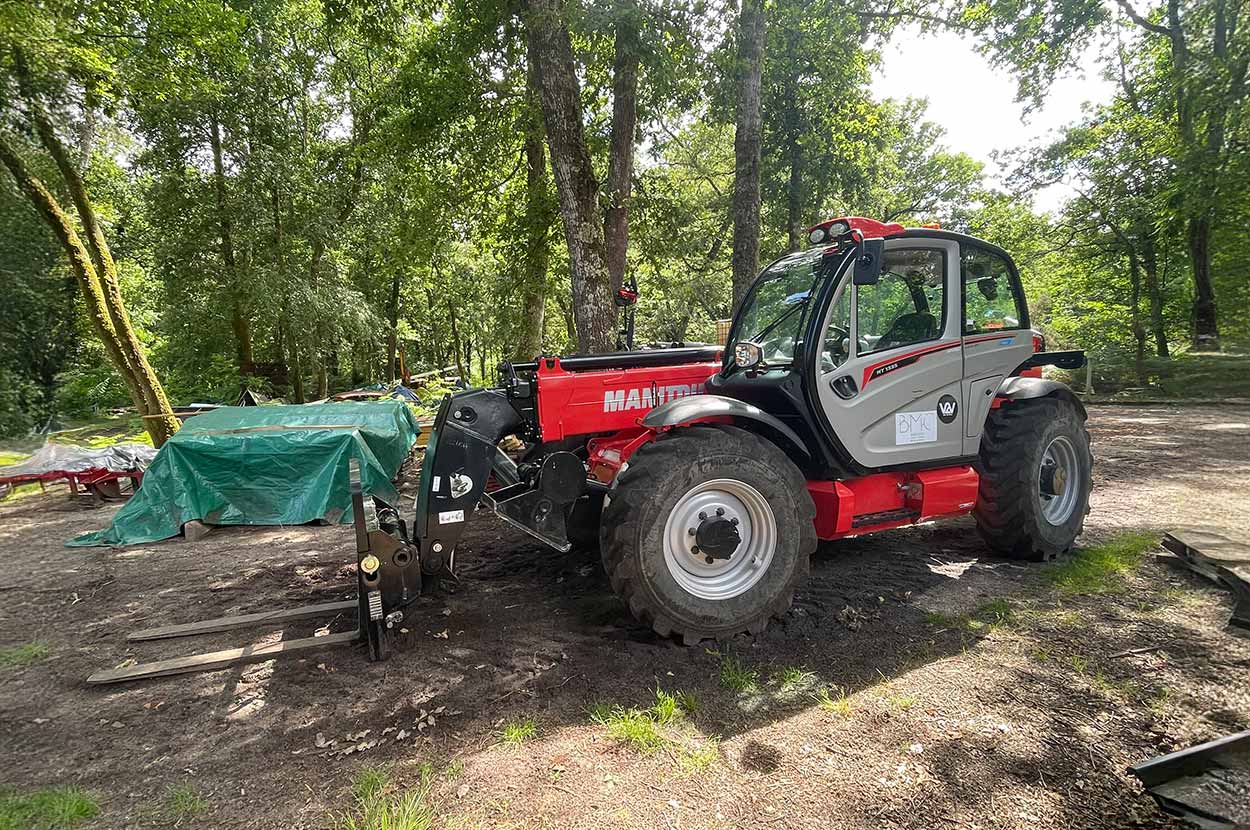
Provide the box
[600,424,816,644]
[974,396,1093,560]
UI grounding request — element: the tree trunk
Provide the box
[515,68,555,362]
[1128,253,1147,385]
[783,32,804,252]
[20,84,178,433]
[209,114,254,376]
[785,129,803,252]
[10,63,179,444]
[730,0,766,312]
[1186,216,1219,349]
[386,268,402,382]
[447,298,467,381]
[284,319,305,403]
[1142,236,1168,358]
[0,133,179,445]
[525,0,617,354]
[603,0,640,295]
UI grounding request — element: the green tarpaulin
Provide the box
[70,402,420,548]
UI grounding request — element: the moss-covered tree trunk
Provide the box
[0,133,179,446]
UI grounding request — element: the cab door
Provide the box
[959,244,1035,454]
[814,238,966,469]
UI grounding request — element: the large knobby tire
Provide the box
[600,424,816,644]
[974,396,1093,561]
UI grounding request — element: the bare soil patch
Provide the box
[2,404,1248,829]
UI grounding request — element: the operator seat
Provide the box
[877,312,937,351]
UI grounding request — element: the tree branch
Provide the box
[1113,0,1173,36]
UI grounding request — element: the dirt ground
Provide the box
[3,403,1249,829]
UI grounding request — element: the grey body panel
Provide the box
[960,331,1034,454]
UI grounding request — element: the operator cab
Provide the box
[712,218,1034,478]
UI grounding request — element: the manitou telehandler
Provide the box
[358,215,1092,643]
[89,217,1092,683]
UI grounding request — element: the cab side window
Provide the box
[821,285,852,369]
[962,247,1026,333]
[856,248,946,355]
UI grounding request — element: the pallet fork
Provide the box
[87,460,415,685]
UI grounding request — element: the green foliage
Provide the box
[0,787,98,830]
[164,784,209,819]
[924,599,1017,633]
[498,718,537,745]
[590,687,707,757]
[718,657,760,693]
[335,765,434,830]
[1048,532,1158,595]
[0,642,50,668]
[3,0,1248,436]
[813,685,854,717]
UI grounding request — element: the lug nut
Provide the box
[716,507,724,516]
[687,527,696,536]
[705,556,714,565]
[690,545,699,554]
[730,517,739,526]
[698,511,707,520]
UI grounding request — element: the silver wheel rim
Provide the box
[662,478,777,601]
[1039,435,1081,524]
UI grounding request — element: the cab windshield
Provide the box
[730,247,842,367]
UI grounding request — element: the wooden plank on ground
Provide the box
[127,600,356,641]
[88,630,360,685]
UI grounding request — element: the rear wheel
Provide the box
[974,396,1092,561]
[600,424,816,643]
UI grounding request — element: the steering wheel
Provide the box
[760,333,795,363]
[820,325,851,371]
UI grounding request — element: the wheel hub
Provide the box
[1040,460,1067,497]
[1038,436,1080,524]
[693,513,741,561]
[663,479,777,601]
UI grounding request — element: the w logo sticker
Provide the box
[937,395,959,424]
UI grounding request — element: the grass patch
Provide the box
[498,718,537,746]
[719,657,759,693]
[774,666,819,693]
[925,599,1017,634]
[674,690,701,716]
[0,642,50,668]
[1149,685,1174,713]
[601,706,668,752]
[165,783,208,820]
[1048,532,1157,595]
[0,787,99,830]
[813,685,854,717]
[336,765,433,830]
[885,692,917,711]
[677,738,720,773]
[591,688,710,761]
[0,451,28,467]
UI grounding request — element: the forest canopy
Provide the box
[2,0,1248,441]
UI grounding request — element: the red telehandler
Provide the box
[89,217,1091,683]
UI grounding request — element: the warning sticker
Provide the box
[438,509,465,525]
[895,411,938,445]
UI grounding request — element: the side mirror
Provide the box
[853,238,884,285]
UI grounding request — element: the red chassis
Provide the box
[527,354,982,543]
